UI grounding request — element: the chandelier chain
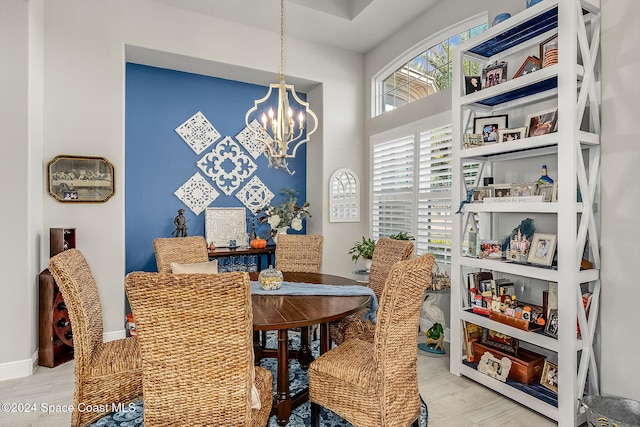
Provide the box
[279,0,285,81]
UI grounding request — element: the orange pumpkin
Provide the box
[250,238,267,249]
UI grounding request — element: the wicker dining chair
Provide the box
[309,253,436,427]
[48,249,142,427]
[125,271,273,427]
[275,234,324,273]
[271,234,325,350]
[330,237,414,345]
[152,235,209,273]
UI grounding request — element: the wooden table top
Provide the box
[249,272,370,331]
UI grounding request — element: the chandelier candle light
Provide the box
[245,0,318,171]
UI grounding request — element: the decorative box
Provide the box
[473,341,546,384]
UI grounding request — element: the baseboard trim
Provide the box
[0,352,36,382]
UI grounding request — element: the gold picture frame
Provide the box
[540,360,558,393]
[47,155,115,203]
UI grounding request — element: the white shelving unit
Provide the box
[450,1,601,425]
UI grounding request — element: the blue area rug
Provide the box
[90,332,428,426]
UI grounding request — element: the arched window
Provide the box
[329,168,360,222]
[373,15,487,116]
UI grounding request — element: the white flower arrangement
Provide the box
[258,188,311,234]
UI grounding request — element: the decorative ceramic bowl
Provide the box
[492,13,511,26]
[258,265,283,290]
[526,0,543,8]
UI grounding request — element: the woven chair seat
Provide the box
[310,338,377,391]
[88,337,141,377]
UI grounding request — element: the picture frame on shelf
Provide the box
[525,108,558,137]
[481,328,519,355]
[497,127,527,142]
[511,182,537,197]
[545,309,559,338]
[463,133,484,148]
[465,76,482,94]
[473,115,509,143]
[489,184,512,198]
[540,360,558,393]
[482,61,508,88]
[527,233,557,266]
[540,34,559,68]
[478,351,512,382]
[480,240,503,259]
[537,183,556,202]
[513,55,541,78]
[47,155,115,203]
[471,186,492,202]
[465,231,479,257]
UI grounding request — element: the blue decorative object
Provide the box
[90,332,430,427]
[492,13,511,26]
[526,0,543,8]
[455,189,475,214]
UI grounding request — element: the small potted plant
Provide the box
[348,237,376,271]
[388,231,415,241]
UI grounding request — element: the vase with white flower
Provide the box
[258,187,311,243]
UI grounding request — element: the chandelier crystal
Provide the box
[245,0,318,173]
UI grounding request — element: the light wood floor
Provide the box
[0,339,559,427]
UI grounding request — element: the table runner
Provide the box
[250,281,378,324]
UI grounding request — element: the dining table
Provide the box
[249,271,371,427]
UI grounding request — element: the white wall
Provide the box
[600,0,640,401]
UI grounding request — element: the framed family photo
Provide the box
[537,183,556,202]
[526,108,558,137]
[465,75,482,94]
[478,351,512,382]
[472,186,492,202]
[498,127,526,142]
[527,233,557,266]
[540,360,558,393]
[482,61,508,88]
[474,115,509,143]
[545,309,559,338]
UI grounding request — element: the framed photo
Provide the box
[490,184,512,198]
[465,75,482,94]
[545,309,559,338]
[205,207,247,248]
[527,233,557,266]
[472,186,492,202]
[47,155,115,203]
[481,328,519,355]
[478,351,512,382]
[525,108,558,137]
[480,240,503,259]
[465,231,479,257]
[473,115,509,143]
[540,34,558,68]
[511,182,537,197]
[463,133,484,148]
[513,55,541,78]
[540,360,558,393]
[537,183,556,202]
[497,127,526,142]
[482,61,508,88]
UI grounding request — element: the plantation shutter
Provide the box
[372,134,415,238]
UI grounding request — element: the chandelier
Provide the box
[245,0,318,173]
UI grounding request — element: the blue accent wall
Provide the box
[125,63,307,273]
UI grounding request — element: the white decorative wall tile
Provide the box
[197,136,257,196]
[175,111,221,155]
[236,176,274,214]
[236,119,269,159]
[174,172,220,215]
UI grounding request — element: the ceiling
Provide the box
[147,0,441,54]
